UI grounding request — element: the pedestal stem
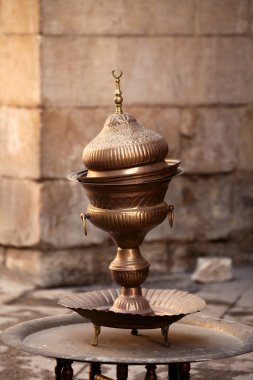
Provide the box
[109,247,153,314]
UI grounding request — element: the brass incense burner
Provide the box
[60,71,205,345]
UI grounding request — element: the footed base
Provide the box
[110,287,153,315]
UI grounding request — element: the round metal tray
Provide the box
[1,313,253,364]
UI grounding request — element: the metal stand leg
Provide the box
[55,359,64,380]
[116,364,128,380]
[89,362,101,380]
[145,364,157,380]
[161,326,170,347]
[91,324,101,346]
[61,360,73,380]
[168,363,190,380]
[178,363,190,380]
[168,363,178,379]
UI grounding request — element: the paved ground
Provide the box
[0,266,253,379]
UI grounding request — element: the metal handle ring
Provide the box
[80,213,90,236]
[168,205,174,228]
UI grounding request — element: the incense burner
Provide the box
[70,71,182,315]
[60,71,205,345]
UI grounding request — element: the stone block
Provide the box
[5,249,41,281]
[169,245,190,274]
[232,173,253,233]
[40,180,108,248]
[0,178,41,246]
[41,36,253,107]
[180,107,241,174]
[191,257,233,283]
[41,108,111,178]
[41,0,194,35]
[147,175,234,242]
[142,241,169,274]
[41,107,180,178]
[179,109,197,138]
[0,36,40,106]
[0,0,39,34]
[239,107,253,170]
[5,246,114,287]
[195,0,248,35]
[166,239,252,274]
[0,107,41,178]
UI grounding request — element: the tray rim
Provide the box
[1,313,253,364]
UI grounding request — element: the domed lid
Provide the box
[82,71,169,171]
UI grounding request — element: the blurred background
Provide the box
[0,0,252,287]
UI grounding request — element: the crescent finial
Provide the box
[112,70,123,114]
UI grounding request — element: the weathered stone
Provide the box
[191,257,233,283]
[232,172,253,233]
[0,0,39,34]
[0,178,41,246]
[166,238,253,274]
[195,0,248,35]
[41,36,253,107]
[239,107,253,170]
[41,107,180,178]
[179,109,197,138]
[147,175,234,242]
[5,246,115,287]
[0,36,40,106]
[142,242,168,274]
[0,107,41,178]
[169,245,190,274]
[41,0,194,35]
[41,107,111,178]
[5,249,41,282]
[180,108,241,174]
[40,180,108,248]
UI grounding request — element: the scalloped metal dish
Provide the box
[58,288,206,330]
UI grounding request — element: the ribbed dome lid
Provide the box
[82,71,168,171]
[82,112,168,170]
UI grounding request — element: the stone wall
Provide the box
[0,0,252,287]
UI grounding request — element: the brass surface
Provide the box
[109,248,149,272]
[82,113,168,171]
[94,375,112,380]
[79,174,172,210]
[69,72,183,315]
[87,203,169,248]
[80,213,90,236]
[110,287,153,315]
[86,160,180,179]
[168,205,174,228]
[58,288,206,329]
[91,324,101,347]
[112,70,123,114]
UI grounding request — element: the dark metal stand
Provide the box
[145,364,157,380]
[56,359,73,380]
[168,363,191,379]
[90,362,101,380]
[55,359,190,380]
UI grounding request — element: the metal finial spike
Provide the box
[112,69,123,114]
